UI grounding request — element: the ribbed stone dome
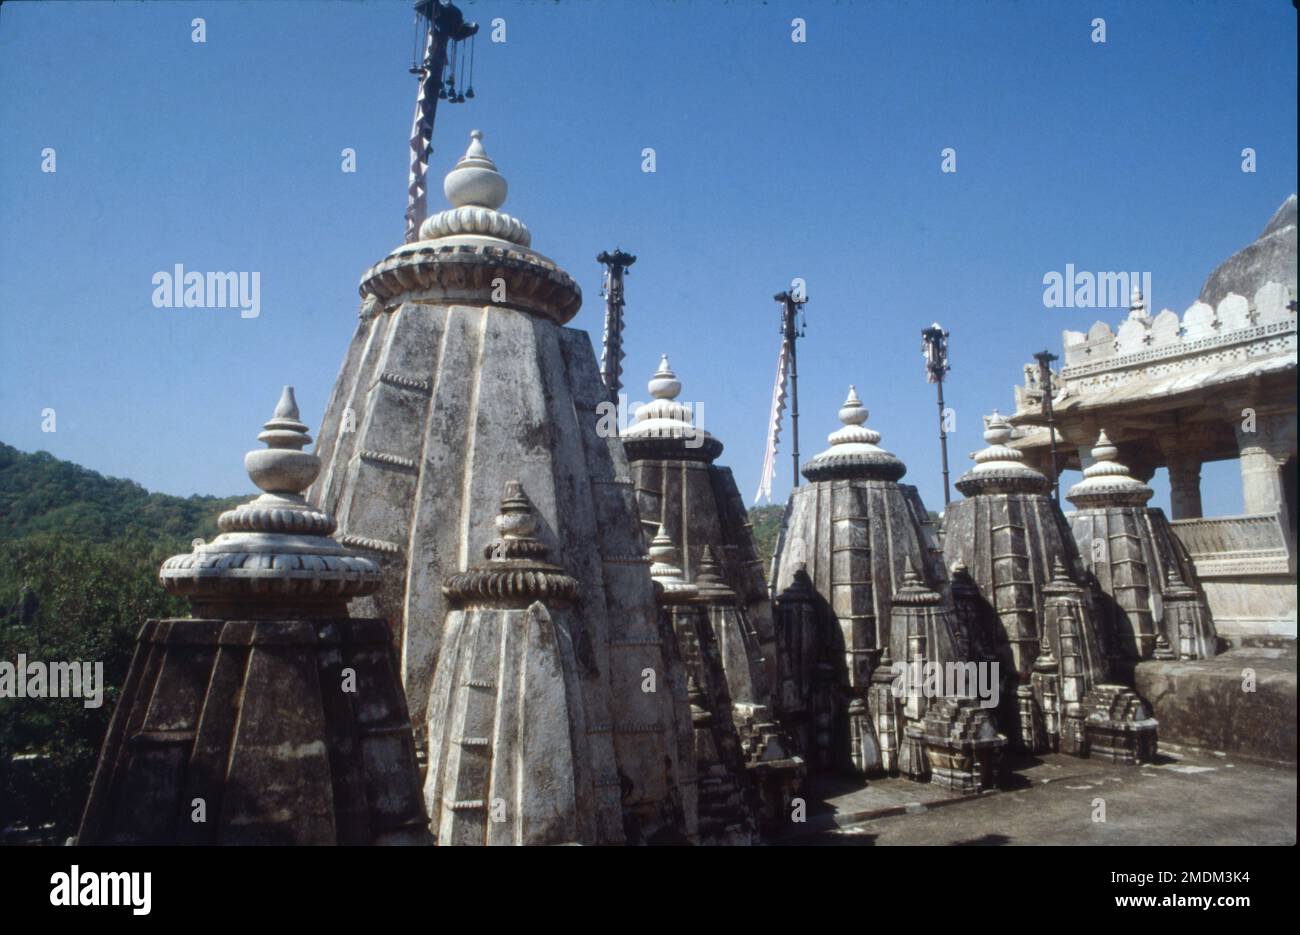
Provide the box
[1199,194,1297,308]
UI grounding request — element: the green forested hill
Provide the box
[748,503,785,577]
[0,442,245,841]
[0,442,246,543]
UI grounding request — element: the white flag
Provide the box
[754,340,790,504]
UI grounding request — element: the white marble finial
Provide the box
[159,386,381,606]
[837,385,868,427]
[625,358,697,440]
[971,412,1025,467]
[444,130,507,210]
[248,386,317,494]
[420,130,531,246]
[1128,286,1148,320]
[648,524,697,603]
[1067,429,1152,507]
[802,386,903,481]
[647,355,681,400]
[981,410,1012,446]
[954,410,1047,494]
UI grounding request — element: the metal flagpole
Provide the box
[775,290,808,488]
[1034,348,1061,505]
[921,323,952,506]
[405,2,478,244]
[597,249,636,406]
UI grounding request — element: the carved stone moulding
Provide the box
[801,451,908,483]
[75,615,429,846]
[1083,684,1158,765]
[921,697,1006,793]
[358,243,582,324]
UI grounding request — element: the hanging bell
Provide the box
[465,86,475,99]
[437,84,448,100]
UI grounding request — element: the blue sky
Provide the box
[1,0,1295,519]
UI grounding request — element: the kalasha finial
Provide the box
[623,357,722,459]
[648,525,698,605]
[246,386,318,496]
[444,129,507,209]
[838,385,868,426]
[647,355,681,400]
[801,385,904,482]
[159,387,381,614]
[444,481,580,607]
[953,411,1049,496]
[419,130,530,245]
[1066,429,1153,508]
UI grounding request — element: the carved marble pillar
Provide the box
[1164,454,1203,521]
[1233,413,1296,524]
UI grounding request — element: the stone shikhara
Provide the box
[72,125,1294,844]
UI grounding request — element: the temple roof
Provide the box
[1200,194,1297,308]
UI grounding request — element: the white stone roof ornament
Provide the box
[443,481,580,607]
[802,385,905,481]
[159,386,382,613]
[622,355,723,459]
[1128,286,1148,320]
[648,525,698,604]
[1066,430,1153,508]
[419,130,531,246]
[954,410,1049,495]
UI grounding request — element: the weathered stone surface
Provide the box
[79,390,427,845]
[623,360,802,825]
[79,616,428,845]
[310,132,693,842]
[624,357,777,691]
[921,698,1005,793]
[1134,646,1297,764]
[650,528,756,844]
[1005,202,1297,645]
[944,413,1156,761]
[1067,431,1217,661]
[424,483,630,844]
[770,388,970,776]
[1200,194,1297,308]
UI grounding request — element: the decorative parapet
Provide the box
[1170,512,1295,578]
[1014,281,1296,414]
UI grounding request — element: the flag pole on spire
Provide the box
[755,286,808,504]
[405,1,479,244]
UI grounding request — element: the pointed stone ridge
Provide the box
[954,410,1050,496]
[1041,556,1083,596]
[891,562,941,606]
[443,481,580,608]
[1066,430,1154,508]
[622,355,723,461]
[692,544,738,603]
[802,385,906,481]
[420,130,531,246]
[159,387,381,615]
[649,524,699,604]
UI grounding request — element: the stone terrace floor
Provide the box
[778,749,1297,845]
